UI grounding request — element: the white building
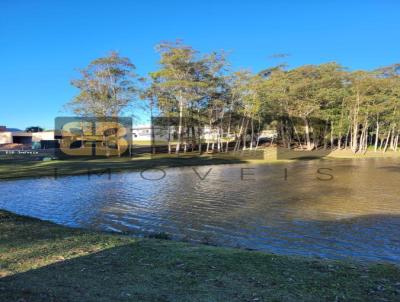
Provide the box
[0,126,56,148]
[132,124,235,144]
[0,131,12,144]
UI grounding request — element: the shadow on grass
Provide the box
[1,238,399,302]
[276,148,335,160]
[2,211,400,301]
[1,242,189,302]
[1,239,302,302]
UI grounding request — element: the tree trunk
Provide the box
[344,126,350,149]
[291,122,303,150]
[234,117,245,151]
[374,120,379,152]
[383,128,391,153]
[304,118,312,150]
[175,97,184,154]
[250,118,254,150]
[242,118,249,151]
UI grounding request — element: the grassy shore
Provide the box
[1,148,400,180]
[0,154,245,180]
[1,210,400,301]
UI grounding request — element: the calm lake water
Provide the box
[1,158,400,263]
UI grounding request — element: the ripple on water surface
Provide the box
[1,158,400,263]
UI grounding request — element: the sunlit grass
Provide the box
[1,147,400,180]
[1,210,400,301]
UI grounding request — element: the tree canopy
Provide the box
[67,52,138,117]
[67,43,400,154]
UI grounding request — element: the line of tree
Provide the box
[66,41,400,154]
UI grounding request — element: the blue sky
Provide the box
[1,0,399,129]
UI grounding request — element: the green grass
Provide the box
[1,147,400,181]
[0,154,247,180]
[1,210,400,301]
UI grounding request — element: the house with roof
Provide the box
[0,126,57,149]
